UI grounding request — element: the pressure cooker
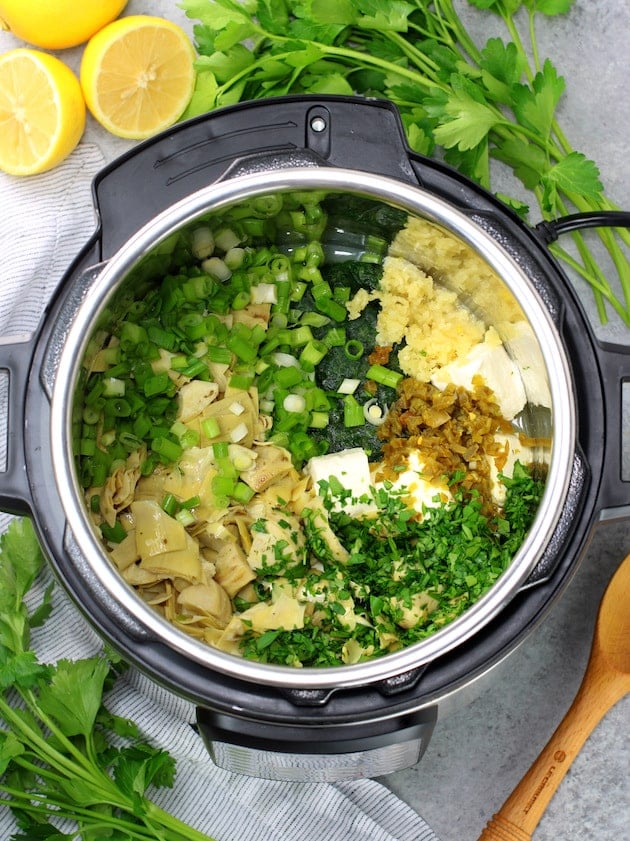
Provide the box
[1,96,629,783]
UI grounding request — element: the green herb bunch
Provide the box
[180,0,630,326]
[0,518,217,841]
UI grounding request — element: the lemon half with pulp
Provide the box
[80,15,196,141]
[0,48,86,176]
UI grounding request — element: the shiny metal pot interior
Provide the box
[49,166,576,690]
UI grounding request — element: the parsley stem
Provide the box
[433,0,483,64]
[382,31,445,83]
[0,786,158,838]
[0,736,217,841]
[0,697,94,784]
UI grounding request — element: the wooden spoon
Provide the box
[477,552,630,841]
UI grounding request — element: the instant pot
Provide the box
[1,96,629,782]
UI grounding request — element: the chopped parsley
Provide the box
[239,461,544,667]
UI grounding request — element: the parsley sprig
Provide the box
[0,518,217,841]
[180,0,630,326]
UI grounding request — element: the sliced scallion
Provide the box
[366,364,403,390]
[343,394,365,427]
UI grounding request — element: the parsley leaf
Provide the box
[478,38,526,104]
[510,59,565,139]
[36,657,110,739]
[540,151,604,213]
[525,0,575,14]
[433,76,505,150]
[492,136,549,189]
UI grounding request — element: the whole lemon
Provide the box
[0,0,128,50]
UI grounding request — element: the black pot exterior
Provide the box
[4,96,630,758]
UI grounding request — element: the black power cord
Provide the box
[535,211,630,244]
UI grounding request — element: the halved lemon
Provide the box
[0,48,86,176]
[80,15,196,141]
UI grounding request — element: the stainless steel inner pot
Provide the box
[49,166,576,691]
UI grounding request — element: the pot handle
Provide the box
[592,339,630,520]
[532,209,630,518]
[0,334,37,515]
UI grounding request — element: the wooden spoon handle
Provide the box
[477,656,629,841]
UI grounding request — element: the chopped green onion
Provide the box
[120,322,148,348]
[298,265,323,284]
[300,311,330,328]
[363,398,387,425]
[202,417,221,439]
[179,313,207,341]
[212,441,229,459]
[144,373,172,397]
[299,339,328,371]
[182,275,210,302]
[206,345,232,364]
[290,325,314,347]
[215,453,237,479]
[344,339,364,360]
[181,359,209,379]
[79,439,96,457]
[147,325,178,351]
[311,280,332,301]
[170,354,188,371]
[229,372,255,390]
[283,394,307,414]
[231,290,250,310]
[105,398,132,418]
[191,226,215,260]
[232,481,255,503]
[100,519,127,544]
[251,283,277,305]
[161,493,178,517]
[214,227,241,252]
[102,377,125,397]
[224,246,246,270]
[309,411,329,429]
[180,428,201,449]
[315,296,348,322]
[229,422,249,443]
[290,281,308,302]
[227,333,257,363]
[212,474,236,498]
[338,378,360,395]
[175,508,197,527]
[366,364,404,390]
[322,326,346,348]
[275,365,304,388]
[305,241,325,267]
[152,436,182,463]
[82,406,101,425]
[343,395,365,427]
[201,257,231,281]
